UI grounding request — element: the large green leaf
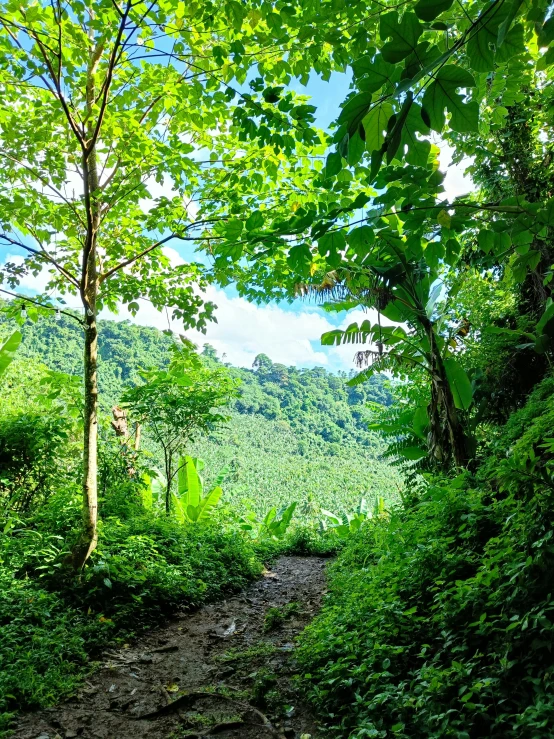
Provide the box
[196,485,223,522]
[422,65,478,133]
[347,225,375,254]
[414,0,454,21]
[399,445,427,460]
[0,330,22,376]
[362,102,394,153]
[352,55,396,91]
[400,103,431,166]
[444,358,473,410]
[287,243,312,276]
[337,91,373,135]
[380,12,423,64]
[177,455,202,509]
[318,230,346,267]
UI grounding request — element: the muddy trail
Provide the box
[14,557,328,739]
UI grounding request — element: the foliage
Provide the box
[320,496,387,539]
[298,379,554,738]
[0,413,75,513]
[0,312,401,514]
[0,499,264,732]
[238,502,298,540]
[263,602,299,632]
[172,456,226,524]
[122,339,238,512]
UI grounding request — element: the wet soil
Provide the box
[13,557,328,739]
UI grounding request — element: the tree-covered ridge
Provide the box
[0,310,400,514]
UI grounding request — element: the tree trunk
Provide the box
[71,306,99,569]
[70,39,103,570]
[165,450,173,514]
[425,322,469,469]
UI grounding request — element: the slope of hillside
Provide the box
[1,311,402,513]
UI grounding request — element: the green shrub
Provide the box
[0,511,264,733]
[0,413,75,513]
[297,475,554,738]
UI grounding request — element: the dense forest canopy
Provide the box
[1,0,554,736]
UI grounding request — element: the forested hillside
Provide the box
[1,0,554,737]
[0,310,400,514]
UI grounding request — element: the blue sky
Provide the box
[0,70,472,373]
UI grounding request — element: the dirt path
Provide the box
[14,557,328,739]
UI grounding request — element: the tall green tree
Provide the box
[205,0,554,467]
[0,0,323,567]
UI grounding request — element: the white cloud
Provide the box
[107,249,334,368]
[435,139,474,201]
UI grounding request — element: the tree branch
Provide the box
[0,287,84,325]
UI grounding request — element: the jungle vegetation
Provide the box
[1,0,554,736]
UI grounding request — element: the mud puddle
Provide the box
[13,557,328,739]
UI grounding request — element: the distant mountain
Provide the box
[1,310,402,514]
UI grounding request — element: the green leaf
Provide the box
[380,12,423,64]
[496,23,524,64]
[478,229,495,253]
[414,0,454,22]
[347,131,366,166]
[196,485,223,521]
[352,55,396,92]
[177,456,202,509]
[399,445,427,460]
[0,330,22,376]
[444,358,473,410]
[363,102,394,153]
[347,226,375,254]
[413,405,429,439]
[326,151,343,177]
[337,91,373,134]
[224,218,244,239]
[318,230,346,267]
[287,244,312,276]
[422,65,478,133]
[246,210,264,231]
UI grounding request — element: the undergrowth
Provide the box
[0,497,333,735]
[297,376,554,738]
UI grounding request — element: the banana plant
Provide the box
[320,497,386,539]
[238,501,297,540]
[172,456,226,523]
[0,330,22,377]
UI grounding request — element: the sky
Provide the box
[0,72,474,373]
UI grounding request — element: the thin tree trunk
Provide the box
[70,38,103,570]
[165,450,173,514]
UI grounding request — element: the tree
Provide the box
[0,0,324,567]
[122,340,239,514]
[203,0,554,468]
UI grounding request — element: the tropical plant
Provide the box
[122,340,239,513]
[317,258,474,468]
[238,502,298,540]
[172,456,227,524]
[320,496,386,539]
[0,0,324,567]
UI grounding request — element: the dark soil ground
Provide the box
[13,557,328,739]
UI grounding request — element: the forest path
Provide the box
[14,557,327,739]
